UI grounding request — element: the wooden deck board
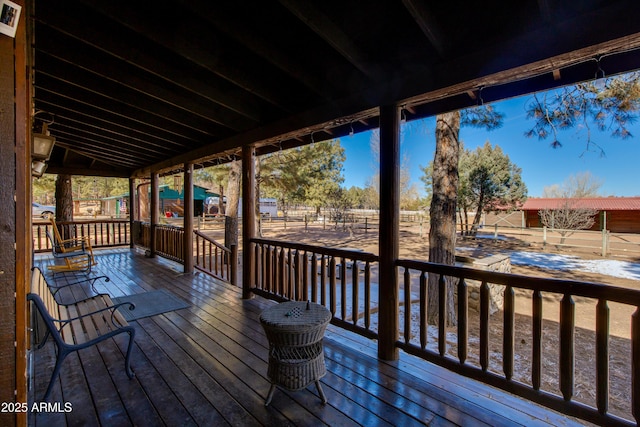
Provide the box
[29,249,586,427]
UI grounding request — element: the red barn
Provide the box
[521,197,640,233]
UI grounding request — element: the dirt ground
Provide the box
[259,223,639,421]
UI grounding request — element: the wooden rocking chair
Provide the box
[46,215,96,273]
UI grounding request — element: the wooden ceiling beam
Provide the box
[35,91,209,146]
[179,0,339,100]
[34,66,230,139]
[52,129,159,164]
[75,0,305,112]
[52,149,143,172]
[36,99,198,150]
[45,163,132,178]
[35,47,252,133]
[52,120,179,159]
[53,139,141,169]
[35,1,271,122]
[278,0,375,79]
[401,0,448,57]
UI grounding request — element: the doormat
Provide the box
[112,289,190,321]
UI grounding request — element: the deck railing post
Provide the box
[230,244,238,286]
[129,178,136,249]
[150,172,159,258]
[183,162,194,273]
[242,144,256,299]
[378,104,400,361]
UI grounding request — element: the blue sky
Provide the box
[339,94,640,197]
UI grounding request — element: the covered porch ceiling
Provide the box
[33,0,640,178]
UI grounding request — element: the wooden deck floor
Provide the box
[29,249,585,426]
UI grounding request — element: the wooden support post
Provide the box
[12,1,29,424]
[242,145,256,299]
[183,163,194,273]
[150,172,159,257]
[129,178,137,248]
[0,27,17,425]
[378,104,400,361]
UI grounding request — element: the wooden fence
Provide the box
[478,225,640,257]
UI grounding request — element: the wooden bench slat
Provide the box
[75,298,102,341]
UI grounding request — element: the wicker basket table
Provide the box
[260,300,332,406]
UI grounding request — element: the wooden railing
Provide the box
[154,223,184,262]
[249,237,640,426]
[33,219,130,252]
[250,238,379,339]
[194,230,236,284]
[132,221,236,284]
[131,221,184,262]
[396,259,640,427]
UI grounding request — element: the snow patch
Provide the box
[510,251,640,281]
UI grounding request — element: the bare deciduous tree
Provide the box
[539,200,597,243]
[542,171,603,198]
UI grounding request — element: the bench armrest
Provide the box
[49,275,110,299]
[55,300,135,329]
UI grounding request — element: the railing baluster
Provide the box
[532,289,542,390]
[205,239,210,272]
[278,248,285,297]
[364,261,370,330]
[213,243,218,275]
[195,234,201,268]
[266,246,272,293]
[352,259,359,326]
[320,255,326,306]
[438,274,447,357]
[294,250,302,300]
[341,257,347,321]
[480,281,489,371]
[330,256,337,316]
[503,285,514,381]
[302,250,309,301]
[404,267,411,344]
[596,298,609,414]
[310,253,317,303]
[560,293,575,401]
[420,271,427,350]
[457,278,467,363]
[287,248,293,298]
[253,244,260,288]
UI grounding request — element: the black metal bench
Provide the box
[28,267,136,400]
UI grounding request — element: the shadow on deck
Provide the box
[29,248,584,426]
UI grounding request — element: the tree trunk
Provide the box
[225,160,241,248]
[54,174,73,222]
[218,184,225,215]
[428,112,460,326]
[139,182,150,221]
[254,157,262,237]
[470,191,485,236]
